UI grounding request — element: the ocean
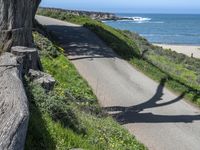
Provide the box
[104,14,200,45]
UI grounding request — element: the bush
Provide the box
[33,32,60,57]
[27,82,86,133]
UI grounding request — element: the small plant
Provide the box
[33,32,60,57]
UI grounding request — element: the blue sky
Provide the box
[40,0,200,14]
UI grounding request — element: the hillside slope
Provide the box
[25,30,145,150]
[37,15,200,150]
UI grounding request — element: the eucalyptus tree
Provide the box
[0,0,41,52]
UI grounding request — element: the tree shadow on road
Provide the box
[104,78,200,124]
[42,24,200,124]
[43,24,118,61]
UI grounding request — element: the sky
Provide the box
[40,0,200,14]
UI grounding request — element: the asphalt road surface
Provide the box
[37,15,200,150]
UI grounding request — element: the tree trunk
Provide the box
[0,0,36,52]
[33,0,41,25]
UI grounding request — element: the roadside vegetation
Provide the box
[25,31,146,150]
[37,8,200,106]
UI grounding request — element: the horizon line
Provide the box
[40,6,200,15]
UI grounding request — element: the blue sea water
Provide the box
[104,14,200,45]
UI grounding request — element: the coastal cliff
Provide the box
[39,7,119,20]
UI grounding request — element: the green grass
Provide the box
[37,8,200,106]
[37,8,93,25]
[41,55,96,102]
[148,54,197,88]
[25,32,146,150]
[26,105,95,150]
[125,31,200,89]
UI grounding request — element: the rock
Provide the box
[11,46,42,74]
[0,52,29,150]
[28,69,56,91]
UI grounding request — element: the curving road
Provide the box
[37,15,200,150]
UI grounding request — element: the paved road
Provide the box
[37,15,200,150]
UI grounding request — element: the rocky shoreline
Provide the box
[39,7,120,20]
[38,8,149,22]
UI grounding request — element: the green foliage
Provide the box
[26,105,96,150]
[41,55,96,102]
[79,113,145,150]
[130,57,200,105]
[26,82,146,149]
[37,8,93,25]
[25,31,146,150]
[25,84,92,150]
[26,83,86,134]
[84,23,140,59]
[33,32,61,58]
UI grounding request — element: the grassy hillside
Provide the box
[37,8,200,106]
[125,31,200,90]
[25,31,146,150]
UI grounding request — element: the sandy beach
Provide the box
[154,44,200,59]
